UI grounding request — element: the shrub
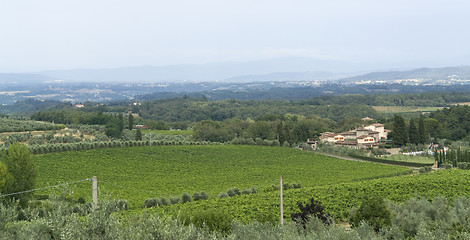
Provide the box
[242,189,251,195]
[181,209,233,234]
[170,197,180,204]
[349,195,391,232]
[192,192,201,201]
[144,198,157,208]
[457,162,470,170]
[160,197,169,206]
[292,198,331,229]
[199,191,209,200]
[418,166,432,173]
[182,193,191,203]
[227,189,235,197]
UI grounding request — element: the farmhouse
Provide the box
[318,123,389,148]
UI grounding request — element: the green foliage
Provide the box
[392,114,408,146]
[180,209,233,234]
[418,115,428,144]
[135,128,142,141]
[418,166,432,173]
[34,145,410,208]
[429,105,470,140]
[408,118,419,145]
[159,169,470,224]
[1,143,36,204]
[291,198,331,229]
[349,195,391,231]
[0,162,11,194]
[128,113,134,130]
[182,193,191,203]
[105,117,123,138]
[0,118,64,133]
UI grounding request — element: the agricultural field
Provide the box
[158,169,470,223]
[378,154,435,164]
[372,106,443,113]
[34,145,411,208]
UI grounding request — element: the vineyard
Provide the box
[158,169,470,223]
[34,145,411,208]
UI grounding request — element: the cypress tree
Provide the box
[408,119,419,145]
[392,114,408,147]
[418,115,427,144]
[135,128,142,141]
[128,114,134,130]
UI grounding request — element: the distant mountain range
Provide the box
[336,66,470,83]
[0,58,469,84]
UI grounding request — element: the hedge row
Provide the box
[348,154,434,168]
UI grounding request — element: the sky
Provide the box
[1,0,469,72]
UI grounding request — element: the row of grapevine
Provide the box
[27,140,220,155]
[35,145,411,208]
[157,169,470,224]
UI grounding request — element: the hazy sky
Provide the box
[1,0,469,72]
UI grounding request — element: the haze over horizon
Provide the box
[1,0,469,74]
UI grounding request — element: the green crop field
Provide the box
[158,169,470,223]
[372,106,443,113]
[35,145,410,208]
[379,154,435,164]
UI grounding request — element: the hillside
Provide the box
[338,65,470,84]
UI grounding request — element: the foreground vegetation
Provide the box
[2,177,470,239]
[158,170,470,224]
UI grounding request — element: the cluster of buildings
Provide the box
[308,123,390,148]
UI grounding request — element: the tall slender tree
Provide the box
[418,115,427,144]
[408,118,419,145]
[128,113,134,130]
[392,114,408,146]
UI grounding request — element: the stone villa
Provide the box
[317,123,389,148]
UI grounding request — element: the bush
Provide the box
[199,191,209,200]
[349,195,391,232]
[144,198,157,208]
[219,192,228,198]
[159,197,169,206]
[457,162,470,170]
[291,198,331,229]
[170,197,180,204]
[418,166,432,173]
[180,209,233,234]
[182,193,191,203]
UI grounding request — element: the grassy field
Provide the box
[142,129,193,135]
[372,106,443,113]
[451,102,470,106]
[379,154,435,164]
[35,145,410,208]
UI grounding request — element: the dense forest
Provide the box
[25,92,470,144]
[136,84,470,102]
